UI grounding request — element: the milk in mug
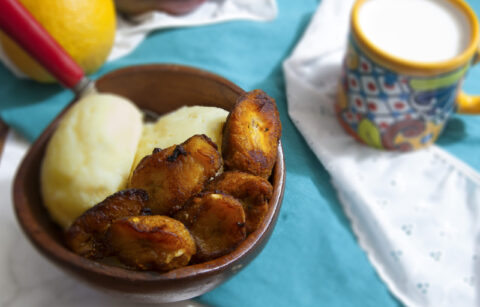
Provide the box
[358,0,471,62]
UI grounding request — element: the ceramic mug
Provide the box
[336,0,480,151]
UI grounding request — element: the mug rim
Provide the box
[351,0,480,75]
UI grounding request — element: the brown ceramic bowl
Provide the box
[12,64,285,303]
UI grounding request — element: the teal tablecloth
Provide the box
[1,1,479,306]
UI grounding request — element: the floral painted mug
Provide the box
[337,0,480,151]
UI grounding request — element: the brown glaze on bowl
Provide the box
[12,64,285,303]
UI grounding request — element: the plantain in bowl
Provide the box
[13,64,285,303]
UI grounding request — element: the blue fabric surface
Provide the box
[1,0,479,306]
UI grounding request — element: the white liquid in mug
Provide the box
[358,0,471,63]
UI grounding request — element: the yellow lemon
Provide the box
[0,0,116,82]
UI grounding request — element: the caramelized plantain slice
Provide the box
[65,189,149,259]
[107,215,196,271]
[206,171,273,234]
[129,134,222,215]
[222,89,281,179]
[175,192,246,262]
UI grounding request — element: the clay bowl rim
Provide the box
[13,64,286,284]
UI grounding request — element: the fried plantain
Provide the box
[206,171,273,234]
[129,134,222,215]
[222,89,281,179]
[107,215,196,271]
[65,189,149,259]
[175,192,246,262]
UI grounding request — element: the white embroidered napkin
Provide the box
[283,0,480,306]
[0,0,277,78]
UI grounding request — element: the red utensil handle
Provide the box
[0,0,85,88]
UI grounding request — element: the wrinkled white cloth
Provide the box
[283,1,480,306]
[0,0,277,78]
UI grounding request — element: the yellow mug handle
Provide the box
[457,46,480,114]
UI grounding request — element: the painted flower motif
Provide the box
[365,97,390,115]
[347,73,361,92]
[386,98,411,115]
[337,39,465,151]
[379,76,402,95]
[359,56,373,73]
[361,75,380,96]
[349,93,367,113]
[372,116,395,132]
